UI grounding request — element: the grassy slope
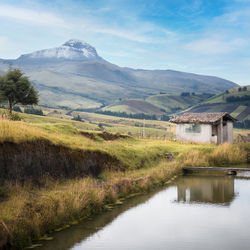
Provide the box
[0,113,249,248]
[186,86,250,120]
[204,85,250,104]
[146,94,211,113]
[102,99,165,115]
[100,94,211,115]
[70,110,176,138]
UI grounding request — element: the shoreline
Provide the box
[0,119,249,249]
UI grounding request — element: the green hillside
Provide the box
[187,86,250,121]
[101,94,212,115]
[204,85,250,104]
[102,99,165,115]
[146,93,212,113]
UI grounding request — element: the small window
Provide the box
[185,124,201,133]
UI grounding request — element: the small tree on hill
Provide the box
[0,69,39,115]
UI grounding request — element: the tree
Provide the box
[72,114,82,121]
[181,92,190,97]
[0,69,38,115]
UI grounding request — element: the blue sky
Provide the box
[0,0,249,85]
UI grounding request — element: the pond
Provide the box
[37,167,250,250]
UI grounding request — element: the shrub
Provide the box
[72,114,82,122]
[24,108,44,116]
[13,106,22,113]
[10,113,22,121]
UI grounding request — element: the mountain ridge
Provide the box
[16,39,103,62]
[0,39,238,109]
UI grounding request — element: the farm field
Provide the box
[13,108,176,139]
[187,86,250,121]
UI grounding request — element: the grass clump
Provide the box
[180,143,247,167]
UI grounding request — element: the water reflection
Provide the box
[36,189,161,250]
[36,171,250,250]
[177,176,235,205]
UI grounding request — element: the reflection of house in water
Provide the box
[177,176,235,205]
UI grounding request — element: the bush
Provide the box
[234,120,250,129]
[11,113,22,121]
[226,95,250,103]
[160,115,170,121]
[180,92,190,97]
[96,111,158,120]
[72,115,83,122]
[13,106,22,113]
[24,108,44,116]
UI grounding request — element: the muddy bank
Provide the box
[0,140,122,183]
[80,131,130,141]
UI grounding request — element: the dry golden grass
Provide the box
[0,117,249,249]
[0,120,45,143]
[180,143,247,167]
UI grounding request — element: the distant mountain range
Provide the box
[0,39,238,109]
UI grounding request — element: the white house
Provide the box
[170,112,237,144]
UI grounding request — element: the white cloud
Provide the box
[185,37,246,55]
[0,4,67,27]
[85,26,158,44]
[213,8,250,27]
[0,3,176,44]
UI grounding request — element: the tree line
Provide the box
[96,110,171,121]
[226,95,250,103]
[234,120,250,129]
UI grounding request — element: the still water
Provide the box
[38,171,250,250]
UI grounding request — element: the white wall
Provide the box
[176,124,213,144]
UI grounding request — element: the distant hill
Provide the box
[103,93,212,115]
[0,39,238,109]
[186,86,250,121]
[146,93,212,113]
[102,99,165,115]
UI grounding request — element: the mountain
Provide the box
[18,39,102,62]
[186,85,250,121]
[0,39,238,109]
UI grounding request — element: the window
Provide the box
[185,124,201,133]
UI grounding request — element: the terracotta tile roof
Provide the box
[170,112,237,124]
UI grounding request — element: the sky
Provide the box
[0,0,249,85]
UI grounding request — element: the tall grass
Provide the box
[0,118,249,248]
[0,160,180,248]
[180,143,247,166]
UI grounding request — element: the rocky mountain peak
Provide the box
[17,39,102,62]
